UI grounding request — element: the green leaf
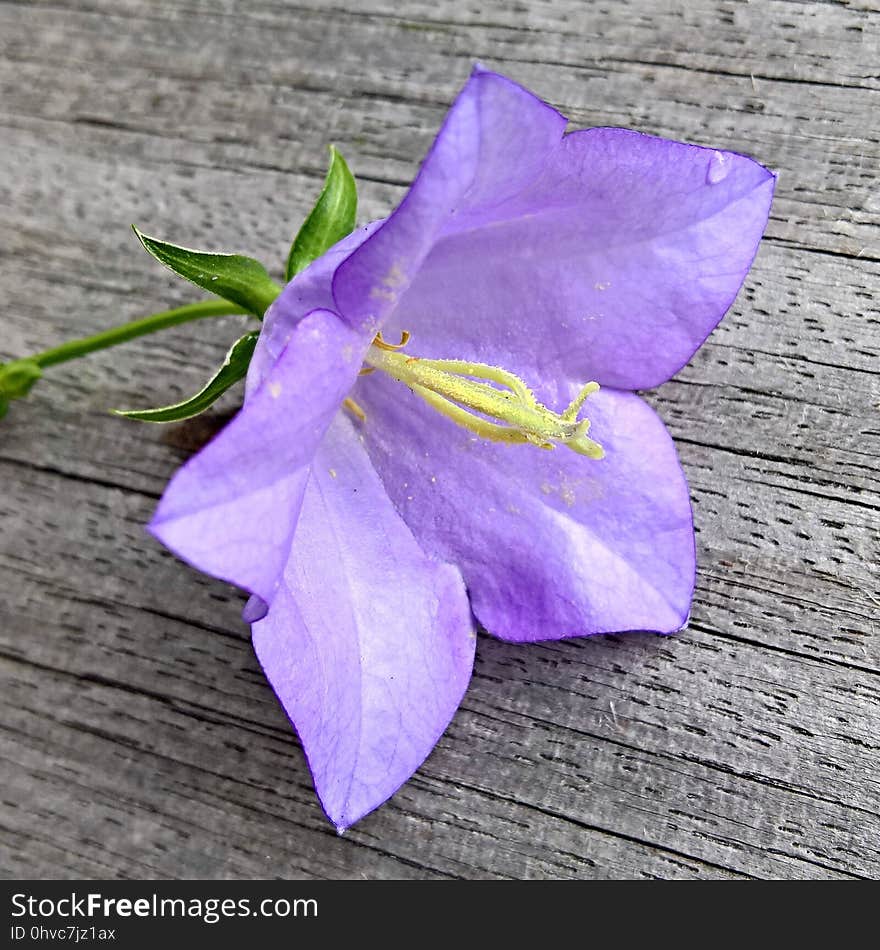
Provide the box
[286,145,358,280]
[133,227,282,317]
[113,331,259,423]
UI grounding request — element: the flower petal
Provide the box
[252,415,475,830]
[246,222,381,397]
[356,373,695,640]
[149,309,370,604]
[334,67,774,391]
[332,66,566,332]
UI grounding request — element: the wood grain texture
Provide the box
[1,0,878,880]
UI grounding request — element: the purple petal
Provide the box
[334,67,774,392]
[246,222,381,397]
[252,415,475,830]
[331,66,567,332]
[149,309,370,604]
[356,373,695,640]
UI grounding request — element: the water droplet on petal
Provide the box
[242,594,269,624]
[706,150,732,184]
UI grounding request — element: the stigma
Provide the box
[362,333,604,459]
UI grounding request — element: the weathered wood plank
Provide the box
[1,0,878,879]
[0,2,878,261]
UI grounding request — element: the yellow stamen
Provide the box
[343,396,366,422]
[362,335,603,459]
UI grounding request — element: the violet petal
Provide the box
[252,415,475,830]
[333,67,774,392]
[246,222,381,398]
[357,373,695,640]
[149,309,370,605]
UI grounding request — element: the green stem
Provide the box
[31,299,250,369]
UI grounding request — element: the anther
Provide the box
[343,396,366,422]
[362,332,604,459]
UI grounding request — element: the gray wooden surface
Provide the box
[1,0,878,880]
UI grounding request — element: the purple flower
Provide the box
[149,67,775,830]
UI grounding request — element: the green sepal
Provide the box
[286,145,358,280]
[133,227,282,317]
[113,331,259,423]
[0,359,43,417]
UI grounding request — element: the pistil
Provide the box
[363,335,604,459]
